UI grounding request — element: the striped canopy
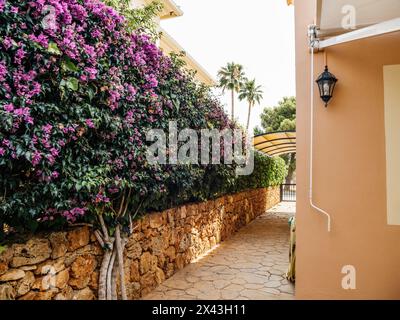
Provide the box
[253,131,296,157]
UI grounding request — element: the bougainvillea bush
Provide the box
[0,0,285,237]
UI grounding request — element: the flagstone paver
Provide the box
[142,202,295,300]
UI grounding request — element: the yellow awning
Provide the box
[287,0,294,5]
[253,131,296,157]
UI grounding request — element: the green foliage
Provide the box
[105,0,163,41]
[238,79,263,106]
[253,126,264,136]
[260,96,296,133]
[0,0,288,239]
[217,62,246,120]
[259,96,296,182]
[217,62,245,93]
[279,118,296,131]
[235,152,287,191]
[238,78,263,130]
[264,155,288,186]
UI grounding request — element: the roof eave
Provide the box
[160,0,184,20]
[159,28,216,86]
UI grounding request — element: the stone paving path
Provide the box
[143,202,295,300]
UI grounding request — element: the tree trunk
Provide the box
[246,103,252,132]
[111,261,118,300]
[231,89,235,121]
[106,247,117,300]
[285,154,296,183]
[96,214,129,300]
[115,225,127,300]
[286,171,294,184]
[98,241,114,300]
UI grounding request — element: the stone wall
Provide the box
[0,186,280,300]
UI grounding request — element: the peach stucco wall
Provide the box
[295,0,400,299]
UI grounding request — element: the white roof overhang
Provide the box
[314,0,400,49]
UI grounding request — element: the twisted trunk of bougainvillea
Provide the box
[98,243,112,300]
[97,234,126,299]
[96,189,134,300]
[111,259,119,300]
[96,216,113,300]
[115,225,127,300]
[106,245,117,300]
[95,215,119,300]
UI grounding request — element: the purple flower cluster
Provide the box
[85,119,95,128]
[12,70,41,105]
[62,207,87,222]
[94,193,110,204]
[28,33,49,48]
[42,206,87,223]
[0,61,7,81]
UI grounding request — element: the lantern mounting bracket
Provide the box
[308,24,321,51]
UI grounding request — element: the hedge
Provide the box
[235,152,287,192]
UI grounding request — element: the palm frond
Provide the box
[238,78,264,106]
[217,62,246,93]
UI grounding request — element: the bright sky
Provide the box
[161,0,296,133]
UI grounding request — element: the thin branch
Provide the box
[98,214,110,243]
[94,230,105,248]
[129,199,144,234]
[122,188,132,217]
[117,191,126,217]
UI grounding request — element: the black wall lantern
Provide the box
[316,66,338,107]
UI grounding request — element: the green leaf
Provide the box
[15,145,24,157]
[48,42,61,55]
[60,77,79,91]
[173,98,180,111]
[62,60,79,73]
[67,78,79,91]
[10,39,18,48]
[87,85,96,102]
[24,151,32,162]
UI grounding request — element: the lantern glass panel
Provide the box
[323,82,330,96]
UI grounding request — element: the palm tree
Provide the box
[217,62,245,121]
[239,79,264,132]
